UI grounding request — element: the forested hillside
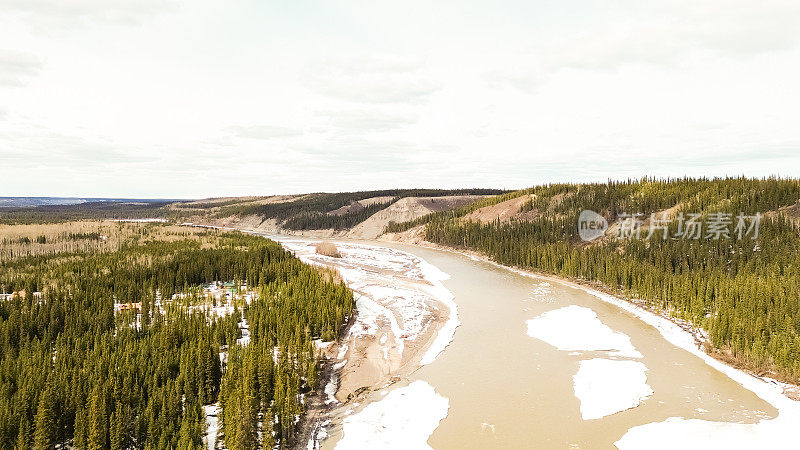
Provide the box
[415,177,800,381]
[192,189,505,231]
[0,222,353,448]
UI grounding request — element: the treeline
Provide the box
[0,201,170,225]
[209,189,506,230]
[422,177,800,380]
[0,226,354,448]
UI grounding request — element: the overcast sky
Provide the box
[2,0,800,198]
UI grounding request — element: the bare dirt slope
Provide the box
[327,196,396,216]
[462,194,536,224]
[347,195,486,240]
[769,200,800,226]
[379,224,428,245]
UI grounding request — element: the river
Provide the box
[397,244,775,448]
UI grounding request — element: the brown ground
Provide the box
[315,242,342,258]
[333,306,447,402]
[766,200,800,226]
[187,214,341,238]
[462,194,536,224]
[379,224,428,245]
[179,194,487,240]
[348,195,487,239]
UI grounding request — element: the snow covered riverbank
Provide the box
[267,237,457,449]
[272,237,459,371]
[585,288,800,449]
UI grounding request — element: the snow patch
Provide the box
[237,315,251,346]
[325,375,339,405]
[335,381,449,450]
[307,419,332,450]
[418,259,459,365]
[616,413,800,449]
[203,403,219,450]
[573,359,653,420]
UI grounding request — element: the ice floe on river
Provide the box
[526,305,642,358]
[573,359,653,420]
[334,380,449,450]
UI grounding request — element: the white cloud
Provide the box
[1,0,177,27]
[535,0,800,72]
[227,125,303,140]
[322,109,417,133]
[304,55,441,104]
[0,50,42,86]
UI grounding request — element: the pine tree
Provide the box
[73,407,87,449]
[33,385,57,450]
[110,403,124,450]
[87,388,107,450]
[16,418,31,450]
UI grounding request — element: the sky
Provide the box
[1,0,800,199]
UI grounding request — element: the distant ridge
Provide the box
[0,197,185,208]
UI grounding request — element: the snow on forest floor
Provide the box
[203,404,220,450]
[526,305,652,419]
[114,280,255,450]
[334,380,449,450]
